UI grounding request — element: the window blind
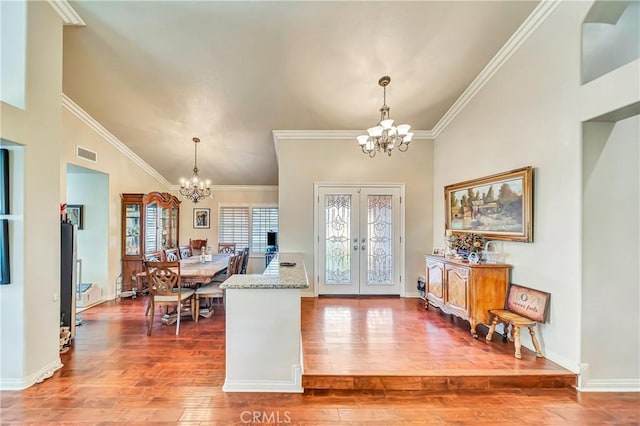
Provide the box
[251,207,279,254]
[218,206,250,249]
[145,204,157,253]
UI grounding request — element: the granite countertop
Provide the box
[219,252,309,289]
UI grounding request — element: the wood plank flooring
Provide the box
[1,296,638,425]
[301,297,575,391]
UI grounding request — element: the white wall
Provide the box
[278,137,433,296]
[66,165,109,301]
[61,108,171,300]
[582,116,639,389]
[582,1,640,84]
[0,0,26,109]
[0,142,25,386]
[0,2,63,389]
[433,0,640,383]
[433,2,588,370]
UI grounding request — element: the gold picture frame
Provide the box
[445,166,533,242]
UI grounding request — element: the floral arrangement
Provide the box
[446,232,485,254]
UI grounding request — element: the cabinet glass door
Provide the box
[170,208,178,247]
[125,204,141,256]
[159,207,169,249]
[145,202,158,253]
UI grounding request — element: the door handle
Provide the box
[361,245,366,251]
[353,245,359,251]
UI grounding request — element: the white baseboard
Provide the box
[577,363,640,391]
[222,365,303,393]
[578,379,640,392]
[541,349,580,374]
[0,358,63,390]
[76,299,103,313]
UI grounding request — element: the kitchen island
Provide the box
[220,252,309,392]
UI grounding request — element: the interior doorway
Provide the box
[314,184,404,296]
[66,164,109,312]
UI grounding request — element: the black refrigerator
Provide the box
[60,222,77,339]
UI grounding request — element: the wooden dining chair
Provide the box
[144,251,164,262]
[217,242,236,254]
[189,238,208,255]
[145,261,195,336]
[140,251,164,305]
[194,254,240,321]
[164,248,180,262]
[239,247,249,274]
[179,245,192,259]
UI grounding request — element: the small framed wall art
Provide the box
[193,208,210,229]
[66,205,84,230]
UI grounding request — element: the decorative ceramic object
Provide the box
[483,241,501,264]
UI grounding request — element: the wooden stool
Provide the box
[486,309,543,359]
[486,283,550,359]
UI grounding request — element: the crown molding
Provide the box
[430,0,561,138]
[271,130,435,161]
[62,94,172,188]
[47,0,85,26]
[169,185,278,192]
[272,130,433,141]
[272,130,434,160]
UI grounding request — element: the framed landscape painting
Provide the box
[445,166,533,242]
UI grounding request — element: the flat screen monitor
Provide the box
[267,231,277,247]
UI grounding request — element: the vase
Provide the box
[456,249,469,259]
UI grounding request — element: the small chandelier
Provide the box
[357,76,413,157]
[179,137,212,203]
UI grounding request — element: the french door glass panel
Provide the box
[318,186,401,295]
[366,194,393,285]
[319,188,360,294]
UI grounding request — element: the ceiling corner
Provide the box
[48,0,86,26]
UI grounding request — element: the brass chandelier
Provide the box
[357,76,413,157]
[179,137,212,203]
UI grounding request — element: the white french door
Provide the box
[316,185,403,295]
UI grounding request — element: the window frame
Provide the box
[218,203,278,257]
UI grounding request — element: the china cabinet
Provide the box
[424,255,511,338]
[121,192,180,293]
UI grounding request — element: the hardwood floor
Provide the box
[302,297,575,390]
[1,296,637,425]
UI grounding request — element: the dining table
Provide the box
[136,254,230,290]
[179,254,230,287]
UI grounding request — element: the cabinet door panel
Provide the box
[446,267,468,310]
[426,260,444,301]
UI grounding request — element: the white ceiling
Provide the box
[63,1,538,186]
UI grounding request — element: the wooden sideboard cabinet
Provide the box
[425,255,511,338]
[121,192,180,293]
